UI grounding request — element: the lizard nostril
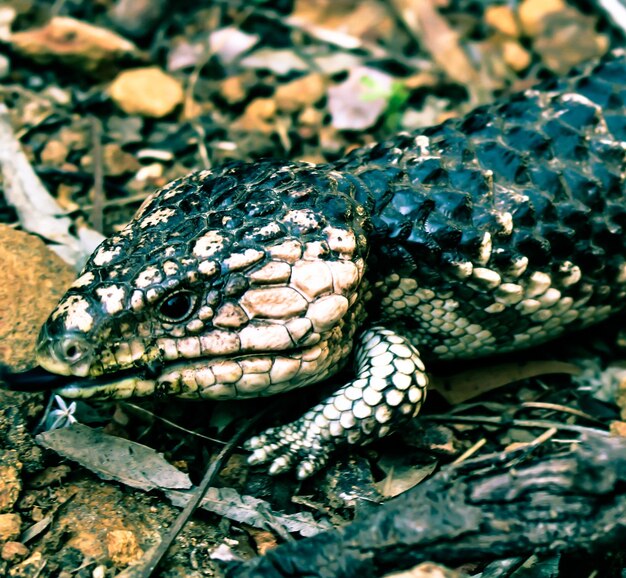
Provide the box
[64,344,79,360]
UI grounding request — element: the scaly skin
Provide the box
[36,51,626,478]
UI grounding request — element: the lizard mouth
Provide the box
[17,337,344,402]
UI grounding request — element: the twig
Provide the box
[114,416,259,578]
[90,117,105,233]
[121,401,228,446]
[451,437,486,465]
[519,401,603,425]
[423,414,610,436]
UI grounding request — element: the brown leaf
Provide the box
[430,360,582,406]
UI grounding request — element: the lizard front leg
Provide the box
[245,327,428,479]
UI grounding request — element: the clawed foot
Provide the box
[244,410,334,479]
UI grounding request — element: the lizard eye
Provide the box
[157,290,198,322]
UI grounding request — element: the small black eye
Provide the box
[157,291,197,322]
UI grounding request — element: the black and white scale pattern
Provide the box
[35,51,626,477]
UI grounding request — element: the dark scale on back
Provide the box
[30,50,626,478]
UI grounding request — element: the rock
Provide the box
[39,140,69,166]
[0,451,22,513]
[502,40,531,71]
[58,124,90,151]
[610,421,626,437]
[106,529,143,565]
[274,73,326,113]
[135,163,164,183]
[0,513,21,541]
[9,16,142,76]
[109,67,184,118]
[102,143,140,176]
[232,98,276,134]
[1,541,28,562]
[0,226,75,372]
[518,0,566,36]
[220,75,246,105]
[485,5,520,37]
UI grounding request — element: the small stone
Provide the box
[1,541,28,562]
[502,40,531,71]
[220,75,246,104]
[58,125,90,150]
[298,106,324,127]
[610,421,626,437]
[275,73,326,113]
[518,0,566,36]
[109,0,169,39]
[328,66,394,130]
[102,143,140,176]
[485,5,520,37]
[40,140,69,165]
[232,98,276,134]
[0,452,22,513]
[109,66,184,118]
[106,529,143,566]
[0,513,21,541]
[9,16,140,75]
[135,163,164,182]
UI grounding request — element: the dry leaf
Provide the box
[36,424,192,491]
[430,360,582,406]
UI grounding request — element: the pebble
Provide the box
[106,529,143,565]
[1,541,28,562]
[109,66,184,118]
[0,513,21,541]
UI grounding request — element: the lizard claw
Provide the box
[245,417,333,478]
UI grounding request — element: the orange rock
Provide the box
[0,513,21,541]
[10,16,141,76]
[0,451,22,513]
[1,541,29,562]
[610,421,626,437]
[485,5,520,37]
[232,98,277,134]
[220,75,247,104]
[275,73,326,113]
[40,140,69,166]
[109,67,184,118]
[0,226,75,372]
[502,40,531,72]
[106,529,144,566]
[518,0,566,36]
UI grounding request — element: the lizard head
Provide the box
[36,160,370,400]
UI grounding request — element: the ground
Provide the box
[0,0,625,576]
